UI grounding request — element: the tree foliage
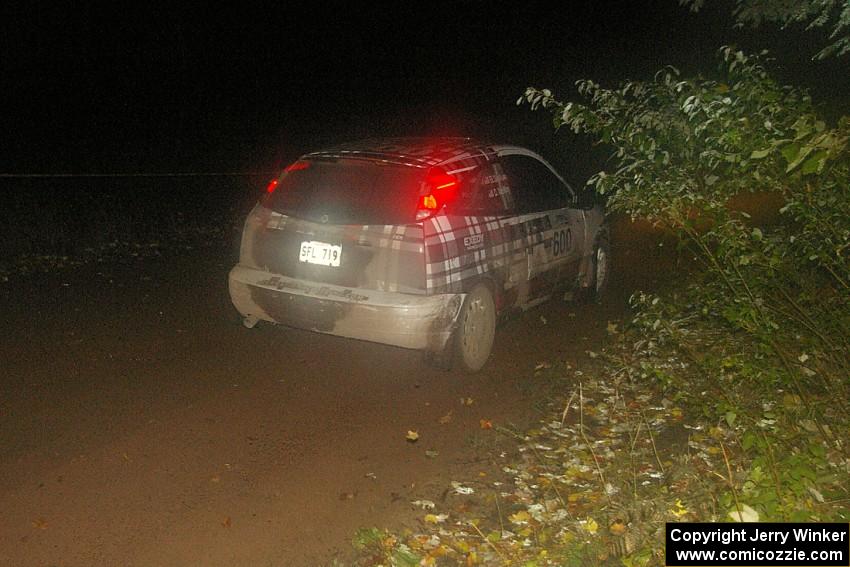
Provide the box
[518,46,850,535]
[520,42,849,463]
[681,0,850,58]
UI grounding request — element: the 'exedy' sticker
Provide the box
[463,234,484,249]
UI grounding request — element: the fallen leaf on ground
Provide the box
[438,411,453,424]
[221,516,231,528]
[424,513,448,524]
[451,481,474,495]
[728,504,759,522]
[32,518,48,530]
[670,499,688,518]
[406,430,419,442]
[509,510,530,525]
[609,520,627,535]
[479,419,493,429]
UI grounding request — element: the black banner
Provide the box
[666,523,849,566]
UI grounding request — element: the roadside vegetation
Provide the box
[352,4,849,565]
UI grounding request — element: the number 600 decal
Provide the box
[552,229,572,257]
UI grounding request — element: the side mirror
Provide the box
[574,188,598,210]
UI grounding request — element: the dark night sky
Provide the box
[2,2,848,177]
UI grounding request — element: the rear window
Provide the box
[264,158,423,225]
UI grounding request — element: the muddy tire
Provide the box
[578,235,611,303]
[453,284,496,373]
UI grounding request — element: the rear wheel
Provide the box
[454,284,496,373]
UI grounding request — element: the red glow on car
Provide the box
[284,160,310,173]
[267,161,310,195]
[427,169,459,192]
[416,168,459,218]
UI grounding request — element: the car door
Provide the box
[437,161,524,303]
[498,152,583,303]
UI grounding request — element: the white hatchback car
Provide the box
[229,137,608,371]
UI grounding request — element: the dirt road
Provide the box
[0,219,668,566]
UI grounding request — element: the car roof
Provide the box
[304,137,534,169]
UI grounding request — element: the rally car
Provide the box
[229,137,609,372]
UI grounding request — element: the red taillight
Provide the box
[266,179,279,194]
[416,168,459,219]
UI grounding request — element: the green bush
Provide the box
[520,48,849,403]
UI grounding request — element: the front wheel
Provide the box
[454,284,496,373]
[577,236,611,303]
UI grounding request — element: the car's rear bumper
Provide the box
[228,265,464,351]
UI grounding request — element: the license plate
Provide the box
[299,240,342,267]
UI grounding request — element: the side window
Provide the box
[499,155,571,214]
[453,163,514,215]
